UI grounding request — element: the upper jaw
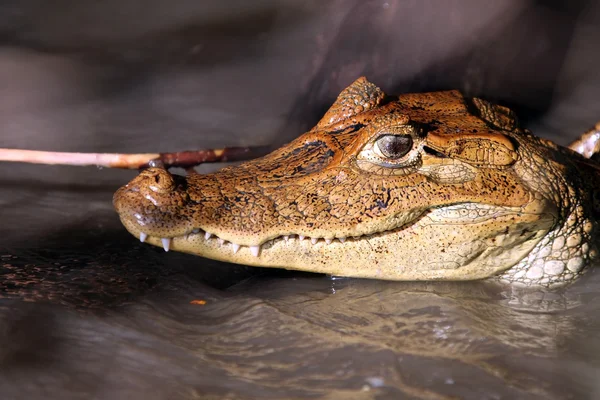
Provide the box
[119,207,428,254]
[135,227,355,256]
[119,201,534,257]
[113,165,432,248]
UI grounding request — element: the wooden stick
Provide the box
[0,146,272,170]
[567,122,600,159]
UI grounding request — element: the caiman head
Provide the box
[113,77,599,286]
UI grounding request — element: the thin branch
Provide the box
[567,122,600,159]
[0,146,272,170]
[151,146,272,169]
[0,149,158,169]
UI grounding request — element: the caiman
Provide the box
[113,77,600,287]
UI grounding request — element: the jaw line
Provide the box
[137,222,417,257]
[133,202,528,257]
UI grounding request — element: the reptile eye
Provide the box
[375,134,413,159]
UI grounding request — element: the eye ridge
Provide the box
[376,134,413,159]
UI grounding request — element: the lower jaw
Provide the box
[140,217,548,282]
[143,232,401,278]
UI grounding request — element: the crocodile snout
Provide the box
[113,168,195,248]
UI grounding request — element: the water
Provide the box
[2,187,600,399]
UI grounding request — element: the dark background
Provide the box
[1,1,600,399]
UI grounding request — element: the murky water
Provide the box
[2,1,600,399]
[2,187,600,399]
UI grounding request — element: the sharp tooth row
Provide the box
[137,230,350,256]
[140,231,171,252]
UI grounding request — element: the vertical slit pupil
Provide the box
[377,135,413,159]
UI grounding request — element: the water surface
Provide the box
[2,187,600,399]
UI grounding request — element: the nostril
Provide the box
[145,169,177,194]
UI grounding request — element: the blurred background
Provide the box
[1,1,600,399]
[1,0,599,157]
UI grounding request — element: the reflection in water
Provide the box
[2,245,600,399]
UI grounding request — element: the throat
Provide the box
[497,207,598,287]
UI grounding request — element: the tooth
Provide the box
[311,238,318,244]
[339,237,346,243]
[205,232,212,240]
[232,243,240,254]
[299,235,305,240]
[139,232,147,243]
[161,238,171,252]
[218,238,225,245]
[250,245,260,257]
[284,235,289,241]
[192,228,200,233]
[325,239,332,244]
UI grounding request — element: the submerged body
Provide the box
[114,78,600,286]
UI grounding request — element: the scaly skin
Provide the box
[113,78,600,286]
